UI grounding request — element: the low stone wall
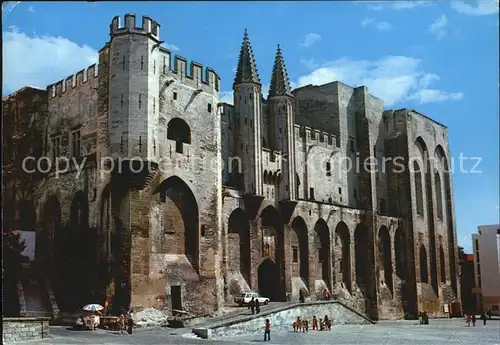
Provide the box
[193,301,374,339]
[2,317,51,343]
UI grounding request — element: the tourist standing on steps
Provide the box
[312,315,318,330]
[255,299,260,314]
[249,297,255,314]
[472,313,476,327]
[264,319,271,341]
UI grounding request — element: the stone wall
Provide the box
[2,317,50,344]
[196,301,371,339]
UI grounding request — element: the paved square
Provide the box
[27,319,499,345]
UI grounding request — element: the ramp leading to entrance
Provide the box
[192,300,375,339]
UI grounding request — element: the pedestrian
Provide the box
[118,314,125,334]
[480,312,487,325]
[292,320,297,332]
[296,317,302,333]
[303,319,308,333]
[264,319,271,341]
[312,315,318,330]
[324,315,331,330]
[472,313,476,327]
[299,289,305,303]
[248,297,255,315]
[487,309,492,320]
[127,314,133,334]
[466,313,471,326]
[255,299,260,314]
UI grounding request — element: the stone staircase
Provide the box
[19,277,53,318]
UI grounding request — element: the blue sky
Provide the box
[3,1,499,252]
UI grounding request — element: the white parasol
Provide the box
[82,304,104,312]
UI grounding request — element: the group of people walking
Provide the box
[248,297,261,314]
[465,311,490,326]
[293,315,332,332]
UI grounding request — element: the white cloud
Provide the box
[300,58,318,70]
[166,43,180,52]
[296,56,463,106]
[28,5,35,13]
[2,26,181,95]
[360,18,393,31]
[368,1,432,11]
[407,89,464,104]
[451,0,499,16]
[428,14,448,40]
[300,33,322,48]
[2,26,98,94]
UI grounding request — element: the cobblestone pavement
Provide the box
[29,319,500,345]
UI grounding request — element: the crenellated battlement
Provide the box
[261,148,283,172]
[47,64,98,98]
[110,13,160,41]
[294,124,341,149]
[159,49,220,92]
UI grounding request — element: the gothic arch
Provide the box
[419,244,429,283]
[228,208,251,285]
[99,185,112,258]
[69,191,96,308]
[354,223,377,317]
[378,226,393,293]
[167,118,191,153]
[291,216,309,287]
[71,191,89,230]
[415,136,438,294]
[155,175,199,270]
[19,199,36,231]
[259,206,285,301]
[434,171,443,219]
[413,161,424,216]
[38,195,61,264]
[314,219,330,287]
[394,227,407,279]
[435,145,457,293]
[335,221,351,292]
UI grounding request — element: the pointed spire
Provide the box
[234,29,261,86]
[269,44,293,98]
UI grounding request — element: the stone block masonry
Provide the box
[2,317,51,344]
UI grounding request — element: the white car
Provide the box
[234,292,270,306]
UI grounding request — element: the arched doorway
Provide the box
[227,208,251,285]
[155,176,199,271]
[291,217,309,287]
[354,223,377,318]
[259,206,285,301]
[378,226,393,293]
[19,200,36,231]
[38,196,61,266]
[258,259,279,300]
[69,191,94,308]
[335,221,351,292]
[314,219,330,287]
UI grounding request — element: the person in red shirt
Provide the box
[312,315,318,330]
[264,319,271,341]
